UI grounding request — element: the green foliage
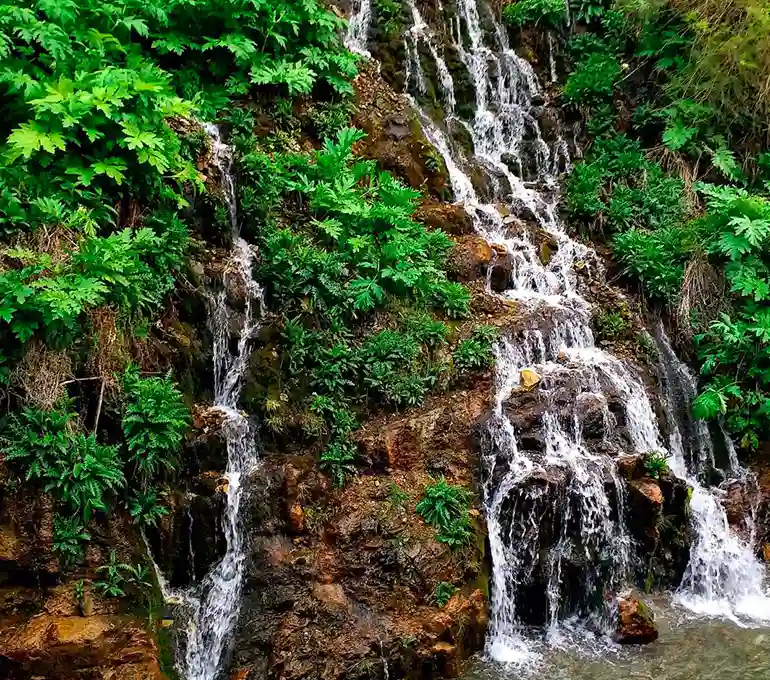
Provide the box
[128,488,169,527]
[453,325,499,372]
[593,310,628,341]
[643,449,670,478]
[95,550,130,598]
[44,435,125,522]
[122,366,189,483]
[52,515,90,567]
[309,97,356,141]
[503,0,567,26]
[320,439,357,487]
[432,581,457,607]
[4,406,124,522]
[241,127,480,481]
[416,477,473,547]
[564,53,622,105]
[373,0,405,38]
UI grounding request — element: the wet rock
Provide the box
[447,236,494,282]
[416,201,474,235]
[614,596,659,644]
[616,454,645,480]
[489,253,512,292]
[519,368,541,389]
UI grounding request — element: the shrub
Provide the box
[453,325,499,372]
[593,310,629,341]
[44,435,125,522]
[320,439,358,487]
[52,516,90,568]
[503,0,567,26]
[564,53,622,105]
[128,488,169,527]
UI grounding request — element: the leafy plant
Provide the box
[563,53,622,105]
[128,488,169,527]
[432,581,457,607]
[389,483,410,507]
[122,366,190,482]
[643,450,670,479]
[454,325,500,372]
[44,435,125,522]
[52,515,90,567]
[503,0,567,27]
[95,550,130,598]
[320,439,358,487]
[594,310,628,341]
[416,477,473,546]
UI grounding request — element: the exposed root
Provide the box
[11,342,73,410]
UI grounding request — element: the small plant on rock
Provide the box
[388,483,410,507]
[320,439,358,487]
[432,581,457,607]
[127,488,169,528]
[417,477,473,546]
[453,325,500,372]
[643,449,670,478]
[594,310,629,341]
[52,515,90,568]
[95,550,130,598]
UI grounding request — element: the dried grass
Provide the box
[86,307,130,391]
[11,342,73,410]
[676,253,726,340]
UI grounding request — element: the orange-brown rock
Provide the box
[613,596,658,645]
[0,614,165,679]
[448,235,494,282]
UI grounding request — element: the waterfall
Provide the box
[169,124,263,680]
[344,0,770,664]
[345,0,373,56]
[655,329,770,625]
[398,0,655,662]
[349,0,770,663]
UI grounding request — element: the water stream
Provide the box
[655,328,770,625]
[152,124,263,680]
[350,0,770,666]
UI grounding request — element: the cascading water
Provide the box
[348,0,770,664]
[655,328,770,625]
[345,0,373,55]
[169,124,263,680]
[397,0,658,662]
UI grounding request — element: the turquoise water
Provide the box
[464,600,770,680]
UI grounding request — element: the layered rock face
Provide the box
[0,464,166,679]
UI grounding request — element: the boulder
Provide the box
[447,236,494,282]
[0,614,164,679]
[613,596,659,645]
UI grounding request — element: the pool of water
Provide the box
[465,599,770,680]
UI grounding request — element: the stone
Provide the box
[629,479,664,508]
[519,368,541,389]
[763,544,770,562]
[539,241,552,265]
[614,596,659,644]
[289,502,305,532]
[0,614,164,678]
[448,236,494,282]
